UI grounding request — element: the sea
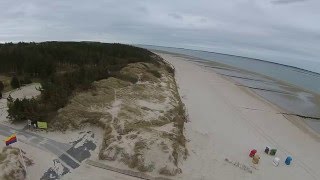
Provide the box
[137,45,320,134]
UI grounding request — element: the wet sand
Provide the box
[199,61,320,134]
[167,52,320,134]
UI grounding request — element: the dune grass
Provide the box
[52,57,187,175]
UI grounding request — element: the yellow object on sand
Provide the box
[37,121,48,129]
[252,154,260,164]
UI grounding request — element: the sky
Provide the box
[1,0,320,73]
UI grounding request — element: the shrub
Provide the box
[10,76,20,89]
[21,75,32,85]
[0,81,4,92]
[159,166,177,176]
[110,72,138,84]
[165,65,175,75]
[0,81,3,99]
[148,70,162,78]
[7,97,41,122]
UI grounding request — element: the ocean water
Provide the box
[137,45,320,133]
[138,45,320,95]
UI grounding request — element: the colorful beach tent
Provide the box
[37,121,48,129]
[273,157,280,166]
[249,149,257,157]
[5,134,17,146]
[285,156,292,165]
[252,154,260,164]
[270,149,277,156]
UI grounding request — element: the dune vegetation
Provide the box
[0,42,188,176]
[53,60,188,175]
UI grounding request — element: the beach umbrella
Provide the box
[273,157,280,166]
[285,156,292,165]
[249,149,257,157]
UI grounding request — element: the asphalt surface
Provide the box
[0,123,93,170]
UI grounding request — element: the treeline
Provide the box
[0,81,3,98]
[2,42,158,122]
[0,41,153,77]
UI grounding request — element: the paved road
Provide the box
[0,123,81,169]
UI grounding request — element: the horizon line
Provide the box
[135,43,320,76]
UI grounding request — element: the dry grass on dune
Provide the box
[0,147,33,180]
[52,59,188,176]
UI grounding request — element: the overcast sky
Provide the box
[1,0,320,72]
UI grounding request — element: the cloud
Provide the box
[136,6,148,14]
[0,0,319,72]
[168,13,183,20]
[271,0,308,4]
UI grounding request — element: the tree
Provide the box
[7,97,40,122]
[0,81,4,91]
[21,75,32,85]
[0,81,4,98]
[10,76,20,89]
[2,42,157,122]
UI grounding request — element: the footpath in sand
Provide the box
[157,52,320,180]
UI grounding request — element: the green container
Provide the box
[270,149,277,156]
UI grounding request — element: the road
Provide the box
[0,123,82,169]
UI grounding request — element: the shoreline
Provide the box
[156,52,320,180]
[157,50,320,137]
[139,44,320,76]
[151,49,320,97]
[195,61,320,139]
[216,71,320,141]
[193,60,320,139]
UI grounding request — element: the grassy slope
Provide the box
[52,57,188,176]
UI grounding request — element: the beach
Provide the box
[1,51,319,180]
[157,52,320,180]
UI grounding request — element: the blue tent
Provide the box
[285,156,292,165]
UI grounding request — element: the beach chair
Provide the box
[269,149,277,156]
[249,149,257,157]
[273,157,280,166]
[252,154,260,164]
[285,156,292,165]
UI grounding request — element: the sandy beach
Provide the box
[157,52,320,180]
